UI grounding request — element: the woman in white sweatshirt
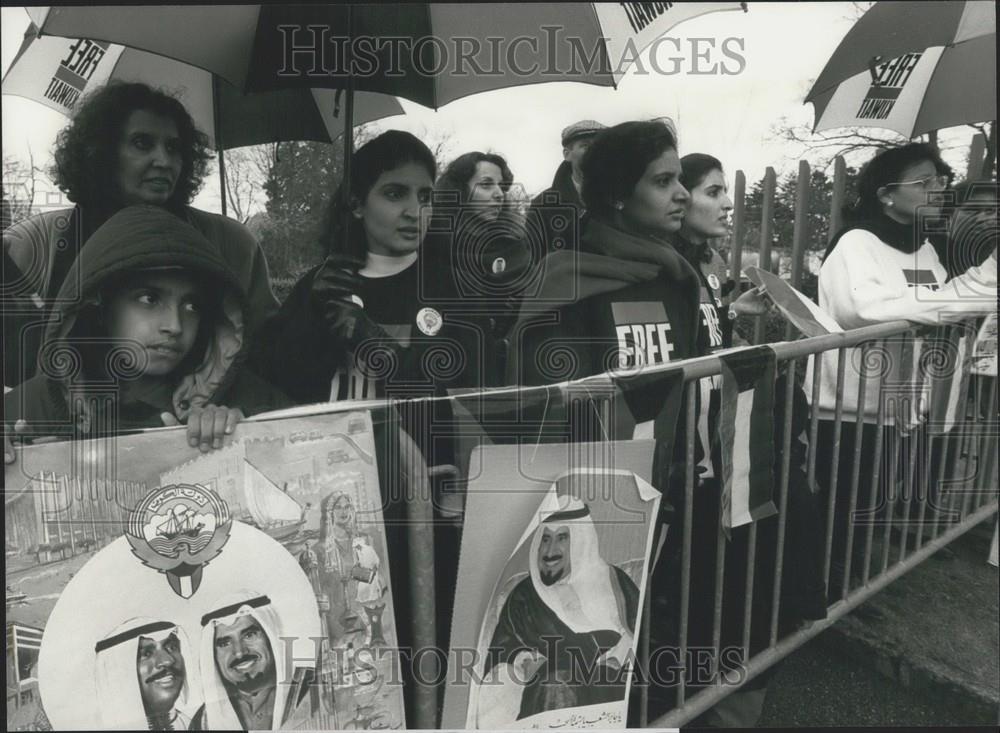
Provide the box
[809,143,996,598]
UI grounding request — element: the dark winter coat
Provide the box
[4,205,289,438]
[3,204,279,387]
[526,160,586,254]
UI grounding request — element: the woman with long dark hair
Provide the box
[251,130,481,402]
[809,142,996,598]
[249,133,476,716]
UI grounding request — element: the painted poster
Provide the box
[4,409,405,731]
[441,439,659,730]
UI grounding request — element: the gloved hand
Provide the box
[310,253,388,350]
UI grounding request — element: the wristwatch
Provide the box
[727,306,738,321]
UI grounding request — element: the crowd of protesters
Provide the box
[3,81,997,728]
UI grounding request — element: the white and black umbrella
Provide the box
[2,23,405,214]
[26,3,748,216]
[805,0,996,137]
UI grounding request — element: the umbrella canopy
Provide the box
[807,1,995,96]
[27,3,746,108]
[806,0,996,137]
[2,24,405,150]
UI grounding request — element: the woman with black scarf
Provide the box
[507,120,702,391]
[808,142,996,599]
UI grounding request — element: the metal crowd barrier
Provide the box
[384,315,996,728]
[642,318,996,726]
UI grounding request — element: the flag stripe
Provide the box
[718,346,777,533]
[728,387,756,527]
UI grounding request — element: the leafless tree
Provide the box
[221,147,270,223]
[2,148,40,229]
[772,117,979,172]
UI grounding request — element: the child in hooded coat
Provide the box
[4,205,289,454]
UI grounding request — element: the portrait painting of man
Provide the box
[94,617,193,731]
[475,494,644,728]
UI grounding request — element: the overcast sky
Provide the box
[1,3,980,215]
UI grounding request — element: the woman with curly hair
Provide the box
[431,152,533,291]
[3,81,278,387]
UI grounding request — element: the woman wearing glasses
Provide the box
[810,142,997,599]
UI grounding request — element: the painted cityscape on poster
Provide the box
[5,409,405,731]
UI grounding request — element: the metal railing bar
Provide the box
[823,349,848,590]
[648,499,999,728]
[769,360,798,645]
[842,342,872,599]
[677,382,698,707]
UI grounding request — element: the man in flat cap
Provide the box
[527,120,606,256]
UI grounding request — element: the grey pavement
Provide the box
[760,517,999,727]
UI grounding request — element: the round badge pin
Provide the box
[707,273,721,291]
[491,257,507,275]
[416,307,443,336]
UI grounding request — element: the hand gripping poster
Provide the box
[442,439,660,731]
[4,409,405,731]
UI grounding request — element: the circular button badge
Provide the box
[416,307,443,336]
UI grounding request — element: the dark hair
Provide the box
[318,492,354,544]
[51,82,212,211]
[844,142,952,224]
[680,153,723,191]
[580,120,678,220]
[436,151,515,209]
[68,268,220,383]
[320,130,437,258]
[674,153,727,265]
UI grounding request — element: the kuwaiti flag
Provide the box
[926,322,975,435]
[716,346,777,534]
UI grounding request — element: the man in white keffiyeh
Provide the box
[191,590,313,730]
[478,496,640,725]
[94,616,193,730]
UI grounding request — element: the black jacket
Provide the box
[526,160,585,254]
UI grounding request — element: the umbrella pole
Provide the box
[212,75,228,217]
[341,2,355,258]
[343,80,354,254]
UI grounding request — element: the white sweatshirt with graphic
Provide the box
[806,228,996,425]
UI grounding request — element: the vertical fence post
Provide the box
[827,156,846,245]
[753,167,777,344]
[789,160,811,289]
[966,133,987,183]
[729,170,747,305]
[785,160,811,341]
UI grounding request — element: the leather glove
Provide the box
[310,254,388,350]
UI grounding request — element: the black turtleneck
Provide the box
[824,212,921,262]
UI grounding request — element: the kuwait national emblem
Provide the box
[126,484,232,598]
